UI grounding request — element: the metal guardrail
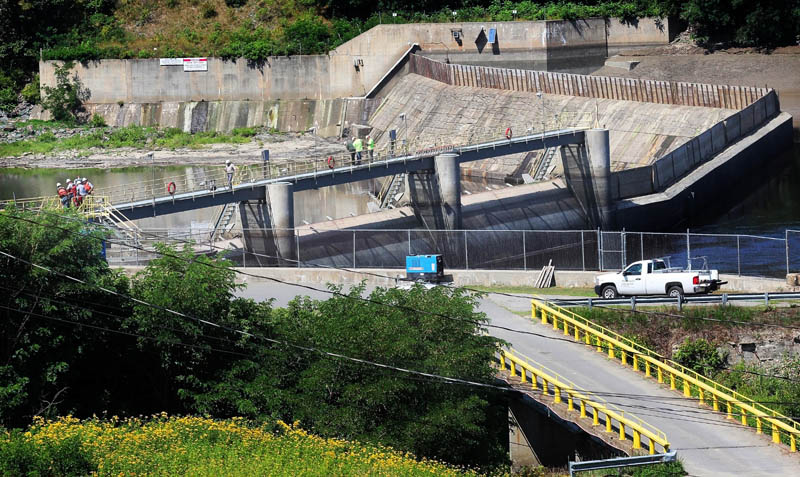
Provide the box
[531,299,800,453]
[500,347,671,455]
[568,451,677,476]
[553,292,800,309]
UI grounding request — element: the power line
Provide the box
[9,210,800,388]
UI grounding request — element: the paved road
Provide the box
[237,281,800,476]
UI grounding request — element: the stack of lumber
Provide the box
[533,260,555,288]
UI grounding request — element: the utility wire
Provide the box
[7,212,800,390]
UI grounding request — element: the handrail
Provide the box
[531,298,800,453]
[499,347,670,455]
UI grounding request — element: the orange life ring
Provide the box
[167,182,176,195]
[505,127,512,139]
[327,156,335,169]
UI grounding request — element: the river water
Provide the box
[2,145,799,235]
[0,166,379,229]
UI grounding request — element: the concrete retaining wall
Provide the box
[410,55,772,109]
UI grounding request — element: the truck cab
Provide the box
[594,259,725,299]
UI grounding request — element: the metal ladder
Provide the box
[379,172,406,209]
[210,203,237,243]
[533,146,559,181]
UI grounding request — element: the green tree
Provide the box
[0,209,128,428]
[673,338,725,376]
[40,61,90,123]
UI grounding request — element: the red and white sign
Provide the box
[183,58,208,72]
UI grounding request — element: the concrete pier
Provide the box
[584,129,613,229]
[434,153,462,230]
[266,182,296,265]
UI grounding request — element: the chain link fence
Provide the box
[107,227,798,279]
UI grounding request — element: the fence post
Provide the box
[464,230,469,270]
[581,230,585,271]
[737,235,741,276]
[296,229,301,268]
[353,230,356,268]
[640,232,644,261]
[523,231,527,271]
[408,229,411,255]
[621,229,626,268]
[786,230,790,276]
[686,228,691,269]
[597,228,602,271]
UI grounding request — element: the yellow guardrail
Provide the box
[531,299,800,453]
[499,347,670,455]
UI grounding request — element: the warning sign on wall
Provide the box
[182,58,208,72]
[159,58,183,66]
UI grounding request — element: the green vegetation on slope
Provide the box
[0,415,479,476]
[2,0,799,112]
[0,125,259,157]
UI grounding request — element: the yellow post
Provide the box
[593,407,599,426]
[632,354,638,371]
[563,319,569,336]
[712,394,719,412]
[633,430,641,449]
[670,374,676,391]
[500,355,506,370]
[657,367,664,384]
[698,387,705,406]
[574,325,580,341]
[520,367,527,383]
[552,315,559,330]
[531,302,537,321]
[683,380,691,397]
[756,417,762,434]
[619,421,626,440]
[510,361,516,377]
[584,330,591,345]
[541,310,548,325]
[567,394,574,411]
[608,342,615,359]
[606,415,612,433]
[542,379,549,395]
[649,440,655,455]
[741,408,747,426]
[596,337,603,353]
[621,351,627,366]
[531,373,538,390]
[791,434,796,452]
[554,386,562,403]
[726,401,733,420]
[772,423,780,444]
[580,401,586,418]
[645,360,651,378]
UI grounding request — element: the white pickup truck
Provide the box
[594,259,726,299]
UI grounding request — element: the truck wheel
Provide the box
[667,286,684,299]
[601,285,618,299]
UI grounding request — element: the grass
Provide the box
[0,125,261,157]
[1,415,480,477]
[471,285,596,297]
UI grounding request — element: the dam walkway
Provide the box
[97,127,587,220]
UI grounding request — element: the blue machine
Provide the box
[405,254,444,282]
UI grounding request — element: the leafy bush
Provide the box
[232,126,257,137]
[40,62,90,123]
[673,338,725,376]
[90,113,107,127]
[20,76,40,104]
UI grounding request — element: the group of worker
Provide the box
[56,177,94,208]
[346,135,375,165]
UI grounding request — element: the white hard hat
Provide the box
[66,179,72,183]
[82,177,87,182]
[57,182,62,187]
[226,160,231,164]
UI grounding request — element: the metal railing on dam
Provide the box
[106,226,800,279]
[529,299,799,453]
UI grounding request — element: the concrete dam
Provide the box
[37,19,794,269]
